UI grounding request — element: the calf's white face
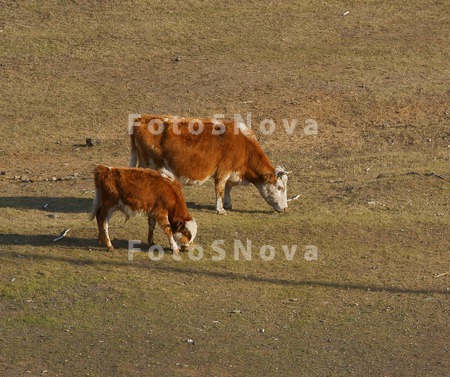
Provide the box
[173,219,198,250]
[257,168,289,212]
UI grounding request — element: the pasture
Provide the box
[0,1,449,376]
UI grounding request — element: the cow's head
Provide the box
[172,218,198,251]
[256,166,290,212]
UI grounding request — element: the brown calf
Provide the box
[90,165,197,254]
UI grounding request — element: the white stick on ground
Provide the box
[53,228,70,242]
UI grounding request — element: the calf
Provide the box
[90,165,197,254]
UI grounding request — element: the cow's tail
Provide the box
[89,165,110,221]
[129,132,138,167]
[129,114,141,167]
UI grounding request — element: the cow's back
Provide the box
[132,115,256,183]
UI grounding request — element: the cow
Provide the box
[90,164,197,254]
[129,114,290,214]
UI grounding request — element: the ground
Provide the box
[0,1,449,376]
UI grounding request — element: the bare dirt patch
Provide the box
[1,1,449,376]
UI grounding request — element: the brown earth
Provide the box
[0,1,449,376]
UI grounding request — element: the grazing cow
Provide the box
[129,114,290,214]
[90,164,197,254]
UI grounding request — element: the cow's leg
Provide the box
[223,182,233,210]
[97,207,114,251]
[155,211,180,254]
[138,155,156,169]
[147,214,156,247]
[215,177,228,215]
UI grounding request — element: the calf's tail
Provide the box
[89,188,100,221]
[89,164,110,221]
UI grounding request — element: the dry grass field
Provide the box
[1,1,449,376]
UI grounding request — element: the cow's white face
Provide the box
[257,167,289,212]
[173,219,197,250]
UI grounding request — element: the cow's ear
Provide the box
[175,220,185,231]
[263,171,276,183]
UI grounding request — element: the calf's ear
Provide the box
[175,220,185,231]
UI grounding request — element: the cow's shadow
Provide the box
[0,196,92,213]
[0,196,271,215]
[186,202,272,214]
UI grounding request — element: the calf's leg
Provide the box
[96,207,114,251]
[95,207,104,245]
[147,214,156,247]
[155,211,179,254]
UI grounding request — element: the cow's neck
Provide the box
[244,144,275,185]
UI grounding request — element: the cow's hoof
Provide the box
[223,204,232,210]
[217,209,228,215]
[106,245,114,252]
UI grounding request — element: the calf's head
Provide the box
[256,166,289,212]
[172,218,198,251]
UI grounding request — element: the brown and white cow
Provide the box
[129,115,289,214]
[90,164,197,254]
